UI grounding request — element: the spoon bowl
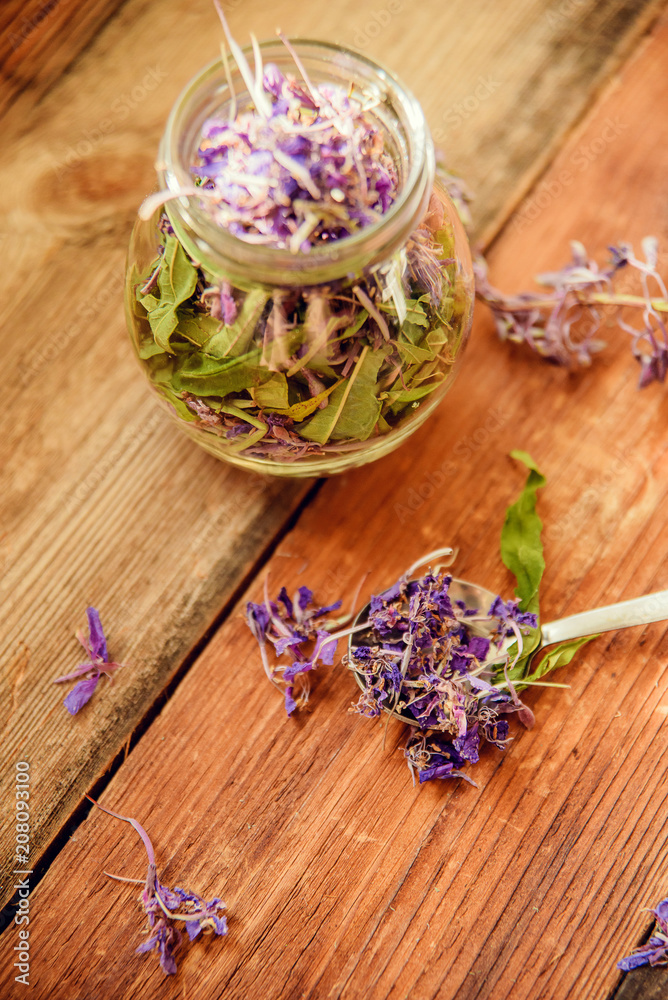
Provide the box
[348,574,668,728]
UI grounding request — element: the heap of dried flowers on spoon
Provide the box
[246,452,597,785]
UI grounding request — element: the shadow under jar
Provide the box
[125,39,474,477]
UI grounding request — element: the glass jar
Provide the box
[125,39,474,477]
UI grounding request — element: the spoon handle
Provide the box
[540,590,668,646]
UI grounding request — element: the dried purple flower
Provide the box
[180,6,400,253]
[475,237,668,385]
[343,562,532,784]
[246,582,344,714]
[404,730,479,786]
[86,796,227,975]
[488,596,538,635]
[618,897,668,971]
[53,608,124,714]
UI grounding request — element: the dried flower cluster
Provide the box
[192,35,398,252]
[247,453,597,785]
[53,608,123,714]
[88,798,227,975]
[345,568,536,785]
[474,238,668,386]
[247,584,343,714]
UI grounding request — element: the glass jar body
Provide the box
[124,44,474,477]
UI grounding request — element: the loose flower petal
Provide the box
[63,675,100,715]
[617,897,668,971]
[54,608,124,714]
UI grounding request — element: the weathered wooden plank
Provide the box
[1,10,666,999]
[0,0,664,934]
[0,0,129,121]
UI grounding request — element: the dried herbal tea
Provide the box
[247,583,344,715]
[125,10,472,473]
[432,154,668,387]
[247,453,597,785]
[617,896,668,971]
[53,607,124,714]
[474,237,668,386]
[87,797,227,975]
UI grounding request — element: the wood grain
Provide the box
[3,0,662,916]
[0,0,129,121]
[2,10,666,999]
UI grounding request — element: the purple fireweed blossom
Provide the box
[487,596,538,637]
[475,237,668,385]
[246,581,344,715]
[618,897,668,971]
[344,555,541,783]
[87,797,227,975]
[53,608,124,714]
[404,730,479,787]
[178,4,401,254]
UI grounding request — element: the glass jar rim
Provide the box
[158,38,434,287]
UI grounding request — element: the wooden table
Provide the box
[1,1,667,997]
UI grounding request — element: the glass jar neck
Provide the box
[158,39,434,289]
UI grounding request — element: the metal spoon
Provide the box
[349,578,668,725]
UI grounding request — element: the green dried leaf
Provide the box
[521,635,599,688]
[299,346,386,443]
[500,451,546,616]
[400,320,430,345]
[173,350,272,398]
[177,312,222,347]
[155,384,198,422]
[436,296,455,325]
[384,374,445,409]
[252,372,289,409]
[268,380,343,421]
[396,340,435,366]
[136,238,199,354]
[433,224,456,260]
[157,236,198,309]
[148,302,179,353]
[138,338,166,360]
[138,292,160,313]
[403,359,443,385]
[203,288,270,358]
[381,296,430,327]
[425,327,449,353]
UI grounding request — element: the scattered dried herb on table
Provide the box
[53,608,124,714]
[475,238,668,385]
[87,797,227,975]
[618,896,668,971]
[246,452,598,785]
